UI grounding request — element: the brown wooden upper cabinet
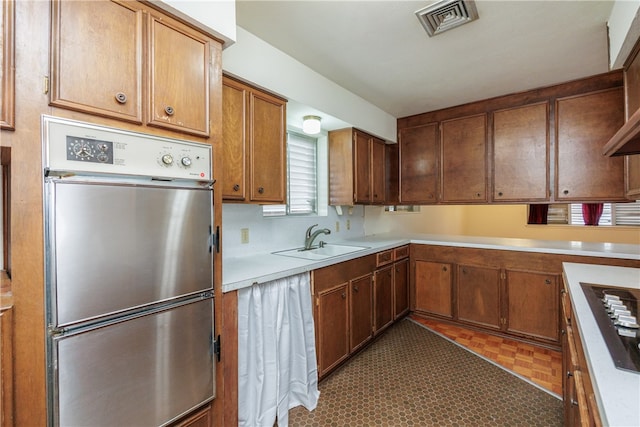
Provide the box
[556,88,626,202]
[1,0,14,130]
[222,76,287,204]
[492,102,550,202]
[50,0,218,137]
[329,128,386,205]
[440,114,488,203]
[624,41,640,199]
[398,123,438,204]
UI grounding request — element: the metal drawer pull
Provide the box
[165,105,175,116]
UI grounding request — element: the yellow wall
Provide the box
[364,205,640,245]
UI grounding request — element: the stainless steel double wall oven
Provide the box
[42,116,216,426]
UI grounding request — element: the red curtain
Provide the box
[582,203,604,226]
[527,204,549,224]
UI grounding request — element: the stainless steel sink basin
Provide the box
[272,244,370,260]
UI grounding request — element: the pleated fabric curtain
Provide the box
[237,273,320,427]
[527,204,549,224]
[582,203,604,226]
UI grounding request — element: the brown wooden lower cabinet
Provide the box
[393,258,410,319]
[506,270,559,342]
[373,265,393,334]
[414,260,453,318]
[313,247,410,378]
[350,274,373,353]
[456,264,501,330]
[562,287,601,426]
[316,283,350,377]
[411,244,639,348]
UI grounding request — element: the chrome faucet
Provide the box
[304,224,331,250]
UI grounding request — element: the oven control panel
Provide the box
[43,116,212,181]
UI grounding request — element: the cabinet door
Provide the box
[414,260,452,318]
[493,103,549,202]
[316,284,349,377]
[457,264,501,330]
[441,114,487,202]
[506,271,559,343]
[353,131,371,203]
[249,91,286,203]
[148,13,211,137]
[393,258,409,320]
[556,88,626,201]
[221,78,248,200]
[399,123,438,203]
[626,155,640,199]
[374,266,393,334]
[385,143,399,205]
[349,275,373,353]
[1,0,14,129]
[371,137,386,204]
[50,0,143,123]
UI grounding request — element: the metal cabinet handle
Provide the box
[115,92,127,104]
[545,279,551,284]
[353,285,359,292]
[566,371,573,378]
[498,191,503,196]
[258,187,264,194]
[442,266,447,272]
[233,184,240,192]
[563,189,569,195]
[476,192,481,197]
[165,106,175,116]
[341,292,346,299]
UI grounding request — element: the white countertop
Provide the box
[563,262,640,427]
[222,233,639,293]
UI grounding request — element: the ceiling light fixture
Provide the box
[302,115,322,134]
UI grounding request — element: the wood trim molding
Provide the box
[1,0,15,130]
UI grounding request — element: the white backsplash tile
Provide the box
[222,204,366,258]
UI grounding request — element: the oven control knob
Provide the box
[181,157,192,167]
[161,154,174,165]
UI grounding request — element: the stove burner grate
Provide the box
[580,283,640,374]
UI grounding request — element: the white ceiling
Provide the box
[236,0,615,121]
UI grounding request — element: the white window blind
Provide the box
[568,201,640,226]
[263,132,317,217]
[287,132,317,215]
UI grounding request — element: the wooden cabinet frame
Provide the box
[410,244,639,348]
[397,71,626,204]
[0,0,14,130]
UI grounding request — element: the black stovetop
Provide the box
[580,283,640,374]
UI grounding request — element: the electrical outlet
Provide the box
[335,221,340,232]
[346,219,351,230]
[240,228,249,244]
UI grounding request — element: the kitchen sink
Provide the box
[272,244,370,260]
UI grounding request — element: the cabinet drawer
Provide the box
[376,250,394,267]
[393,245,409,260]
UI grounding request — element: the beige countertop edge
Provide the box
[222,234,640,293]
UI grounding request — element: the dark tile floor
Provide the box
[289,319,563,426]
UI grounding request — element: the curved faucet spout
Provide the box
[303,225,331,250]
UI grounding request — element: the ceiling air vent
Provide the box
[415,0,479,37]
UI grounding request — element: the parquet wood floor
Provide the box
[410,315,563,396]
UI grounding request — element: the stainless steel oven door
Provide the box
[46,179,213,327]
[53,297,215,427]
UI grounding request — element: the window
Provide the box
[263,131,318,216]
[528,201,640,226]
[569,202,640,226]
